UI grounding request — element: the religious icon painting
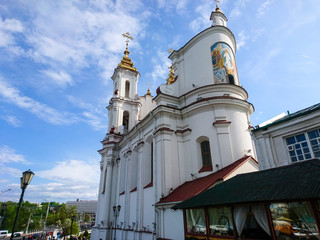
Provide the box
[211,42,238,84]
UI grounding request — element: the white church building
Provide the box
[91,5,258,240]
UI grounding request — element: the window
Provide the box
[208,207,234,236]
[286,129,320,162]
[122,111,129,134]
[185,208,206,234]
[125,81,130,98]
[201,141,212,167]
[269,202,319,240]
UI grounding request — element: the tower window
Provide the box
[122,111,129,134]
[125,81,130,98]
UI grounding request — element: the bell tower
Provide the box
[107,33,140,134]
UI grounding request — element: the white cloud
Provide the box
[0,78,78,125]
[0,17,24,47]
[237,31,247,50]
[31,159,100,201]
[257,0,273,17]
[189,1,211,33]
[147,50,171,89]
[2,115,22,127]
[157,0,190,11]
[230,0,251,19]
[0,145,27,164]
[37,159,99,184]
[40,70,74,88]
[67,95,107,131]
[14,0,149,81]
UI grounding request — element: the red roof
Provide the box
[157,156,257,204]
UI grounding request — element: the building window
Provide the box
[125,81,130,98]
[185,208,206,235]
[269,202,319,239]
[122,111,129,134]
[286,129,320,162]
[201,141,212,167]
[208,207,234,236]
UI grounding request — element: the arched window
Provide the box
[122,111,129,134]
[197,137,213,173]
[125,81,130,98]
[228,74,235,84]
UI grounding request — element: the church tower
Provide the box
[107,33,140,134]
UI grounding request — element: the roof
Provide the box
[173,159,320,209]
[252,103,320,132]
[157,155,256,205]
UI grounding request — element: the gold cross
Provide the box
[168,48,174,54]
[122,32,134,43]
[214,0,220,8]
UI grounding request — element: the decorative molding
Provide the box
[153,127,174,135]
[143,182,153,189]
[174,128,192,134]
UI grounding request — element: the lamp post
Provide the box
[112,205,121,240]
[10,169,35,240]
[0,203,7,227]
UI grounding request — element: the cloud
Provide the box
[147,50,171,89]
[0,145,28,164]
[11,0,150,80]
[40,70,74,88]
[257,0,273,17]
[189,1,211,33]
[31,159,100,201]
[230,0,251,19]
[237,31,247,50]
[0,78,79,125]
[0,17,24,47]
[2,115,22,127]
[67,95,107,130]
[157,0,190,11]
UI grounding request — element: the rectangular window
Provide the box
[269,202,320,239]
[185,208,207,235]
[201,141,212,166]
[208,207,234,236]
[286,129,320,162]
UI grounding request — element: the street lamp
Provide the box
[10,169,35,240]
[112,205,121,240]
[0,203,7,227]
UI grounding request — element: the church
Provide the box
[91,4,259,240]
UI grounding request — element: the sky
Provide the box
[0,0,320,204]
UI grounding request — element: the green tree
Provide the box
[56,204,79,237]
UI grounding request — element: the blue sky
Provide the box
[1,0,319,203]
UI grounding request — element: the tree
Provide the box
[56,204,79,237]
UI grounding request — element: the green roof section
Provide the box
[173,159,320,209]
[252,102,320,132]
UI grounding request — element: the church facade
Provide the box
[91,6,258,240]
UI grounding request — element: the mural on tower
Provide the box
[211,42,238,84]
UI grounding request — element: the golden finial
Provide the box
[146,82,151,95]
[166,65,175,85]
[118,32,137,72]
[168,48,174,54]
[214,0,222,12]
